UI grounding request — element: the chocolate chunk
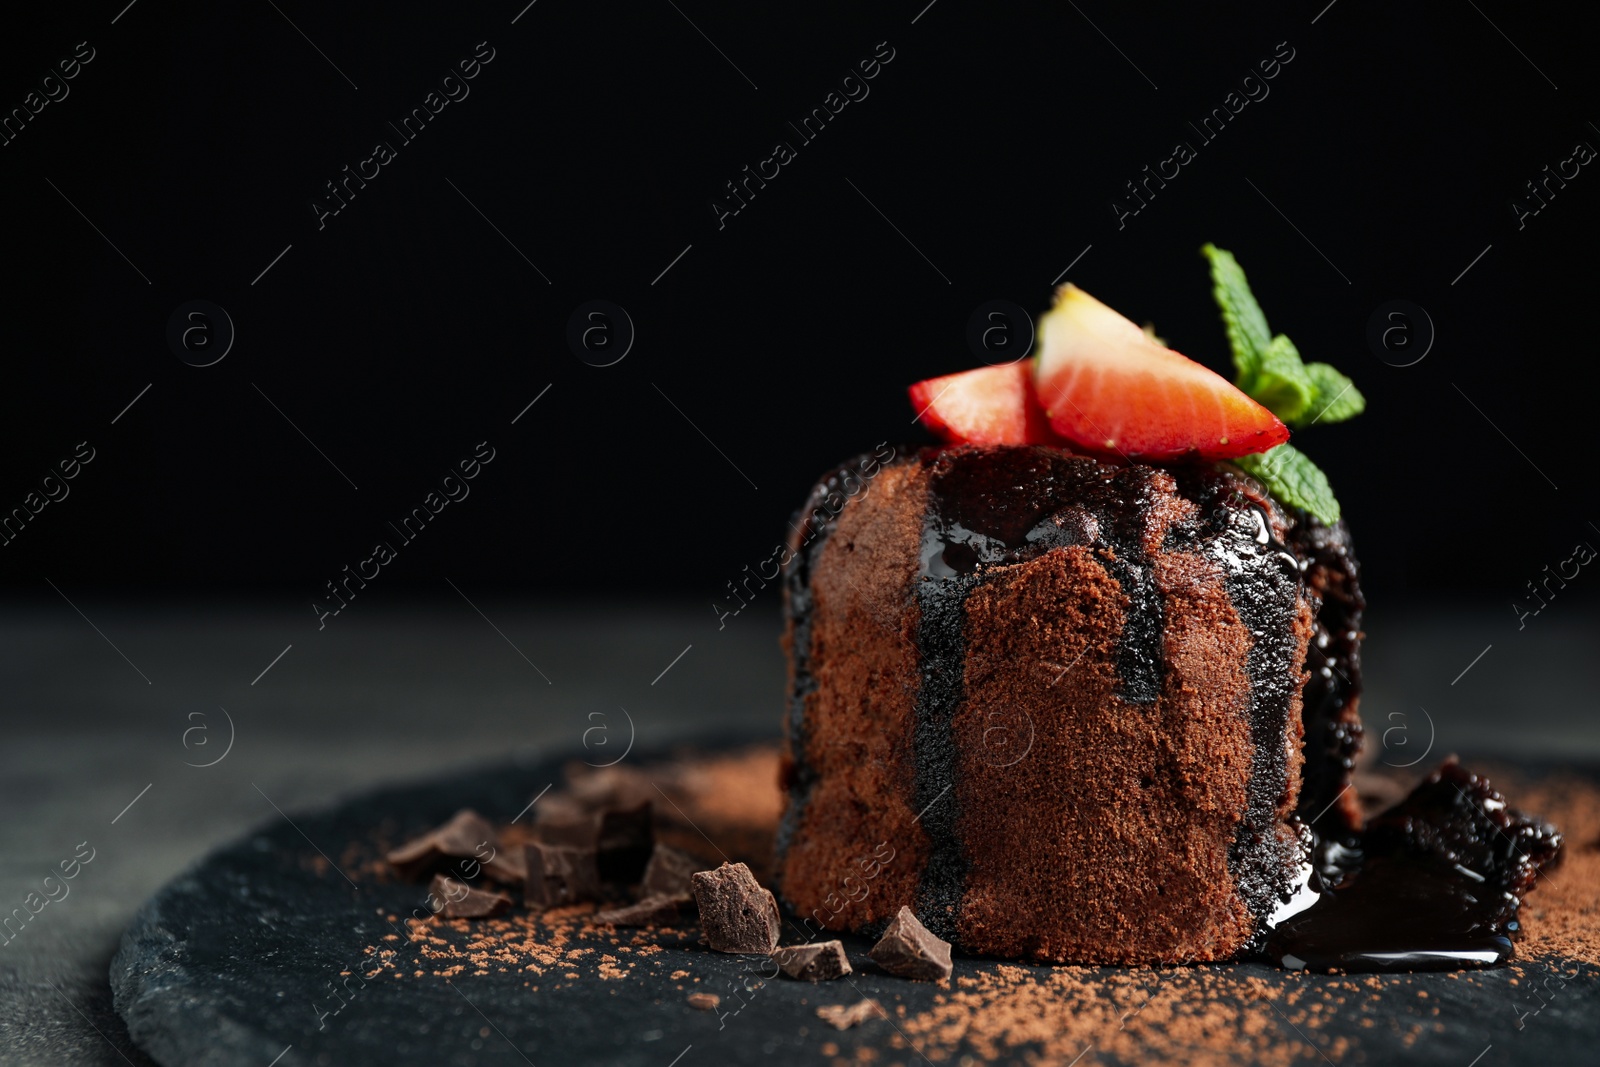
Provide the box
[686,992,720,1011]
[690,861,779,954]
[523,841,601,910]
[597,800,654,883]
[593,895,684,927]
[385,809,497,880]
[816,999,883,1030]
[772,941,851,981]
[641,844,700,900]
[568,764,657,810]
[533,795,601,848]
[427,874,511,919]
[868,906,952,981]
[479,846,527,887]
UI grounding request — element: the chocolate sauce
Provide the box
[1168,467,1308,930]
[1285,514,1366,836]
[909,445,1178,936]
[1264,760,1562,972]
[918,446,1167,702]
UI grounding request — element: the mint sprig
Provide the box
[1200,244,1365,525]
[1200,244,1366,430]
[1233,445,1340,524]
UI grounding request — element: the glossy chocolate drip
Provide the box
[908,563,971,940]
[1266,760,1562,971]
[918,447,1166,698]
[776,450,901,860]
[911,446,1172,936]
[1167,468,1307,934]
[1285,513,1366,835]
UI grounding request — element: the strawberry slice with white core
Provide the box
[1032,285,1288,461]
[909,361,1061,446]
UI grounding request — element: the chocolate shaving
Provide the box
[593,895,684,927]
[385,809,497,880]
[869,906,952,981]
[772,941,851,981]
[523,841,601,910]
[816,999,883,1030]
[427,874,511,919]
[690,861,779,954]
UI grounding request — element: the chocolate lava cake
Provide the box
[773,443,1364,965]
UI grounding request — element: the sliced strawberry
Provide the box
[1033,285,1288,460]
[909,361,1062,446]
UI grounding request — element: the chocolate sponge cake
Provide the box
[775,443,1364,965]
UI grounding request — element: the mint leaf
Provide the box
[1201,243,1272,387]
[1299,362,1366,426]
[1234,444,1341,524]
[1252,334,1315,425]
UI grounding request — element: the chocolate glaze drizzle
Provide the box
[910,446,1174,938]
[1285,515,1366,836]
[1168,467,1308,933]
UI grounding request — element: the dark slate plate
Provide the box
[112,744,1600,1067]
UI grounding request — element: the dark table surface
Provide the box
[2,597,1596,1066]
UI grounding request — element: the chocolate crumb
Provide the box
[869,906,953,981]
[593,895,684,927]
[641,843,700,900]
[817,999,883,1030]
[691,861,779,954]
[427,874,510,919]
[772,941,851,981]
[385,809,496,880]
[686,992,720,1011]
[524,841,601,910]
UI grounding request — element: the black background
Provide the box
[2,0,1595,611]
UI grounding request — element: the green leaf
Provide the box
[1234,444,1341,525]
[1298,362,1366,426]
[1251,335,1315,425]
[1201,243,1272,387]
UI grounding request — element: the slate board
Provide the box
[111,743,1600,1067]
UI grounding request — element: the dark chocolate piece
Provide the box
[385,809,497,880]
[816,1000,883,1030]
[1265,759,1562,972]
[597,800,654,883]
[641,844,700,900]
[532,794,600,848]
[772,941,851,981]
[427,874,511,919]
[523,841,601,910]
[691,861,779,954]
[479,845,527,887]
[868,906,952,981]
[592,896,684,927]
[568,765,657,810]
